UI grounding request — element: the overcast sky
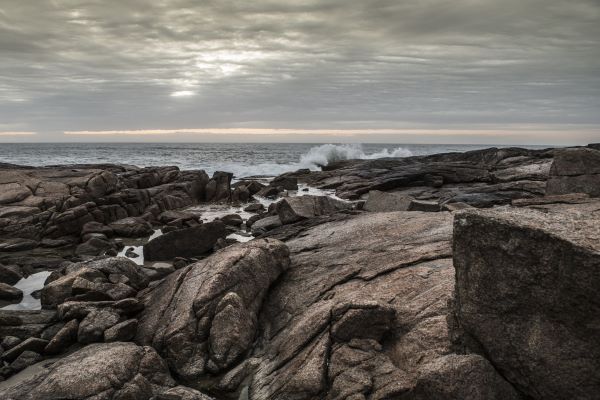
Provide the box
[1,0,599,144]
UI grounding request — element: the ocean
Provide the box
[0,143,550,178]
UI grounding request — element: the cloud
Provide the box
[0,0,598,143]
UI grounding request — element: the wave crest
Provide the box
[299,144,412,168]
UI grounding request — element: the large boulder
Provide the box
[136,239,290,381]
[143,221,227,261]
[247,211,519,399]
[0,342,174,399]
[275,195,353,224]
[452,204,600,399]
[546,147,600,197]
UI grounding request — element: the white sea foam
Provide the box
[221,144,413,178]
[298,143,412,169]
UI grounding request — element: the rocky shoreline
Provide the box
[0,144,599,399]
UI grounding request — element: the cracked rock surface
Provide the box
[136,238,291,382]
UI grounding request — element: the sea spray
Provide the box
[299,143,413,168]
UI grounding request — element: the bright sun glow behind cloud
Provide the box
[170,90,196,97]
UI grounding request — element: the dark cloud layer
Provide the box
[0,0,598,143]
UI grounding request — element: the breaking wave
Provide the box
[299,143,413,168]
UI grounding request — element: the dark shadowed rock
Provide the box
[77,308,120,343]
[0,283,23,301]
[205,171,232,202]
[452,203,600,399]
[136,239,290,382]
[2,338,48,362]
[104,318,138,342]
[0,342,174,400]
[220,213,243,226]
[44,319,79,355]
[244,203,265,213]
[546,147,600,197]
[276,195,353,224]
[0,238,38,252]
[0,265,22,285]
[9,351,43,374]
[270,176,298,191]
[143,221,227,261]
[364,190,413,211]
[0,310,57,340]
[109,217,154,237]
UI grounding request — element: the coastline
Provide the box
[0,144,599,399]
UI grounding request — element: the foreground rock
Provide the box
[0,342,175,399]
[452,203,600,399]
[247,211,519,400]
[136,239,291,382]
[143,221,227,261]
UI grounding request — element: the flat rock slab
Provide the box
[453,203,600,399]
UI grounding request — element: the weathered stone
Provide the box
[77,308,121,343]
[109,217,154,237]
[250,215,282,235]
[143,221,227,261]
[408,199,440,212]
[104,318,138,342]
[276,195,353,224]
[2,338,48,362]
[0,182,31,205]
[205,171,232,202]
[0,342,174,400]
[41,267,106,308]
[452,204,600,399]
[44,319,79,355]
[136,239,290,380]
[364,190,413,212]
[9,351,43,374]
[546,147,600,197]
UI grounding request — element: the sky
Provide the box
[0,0,599,145]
